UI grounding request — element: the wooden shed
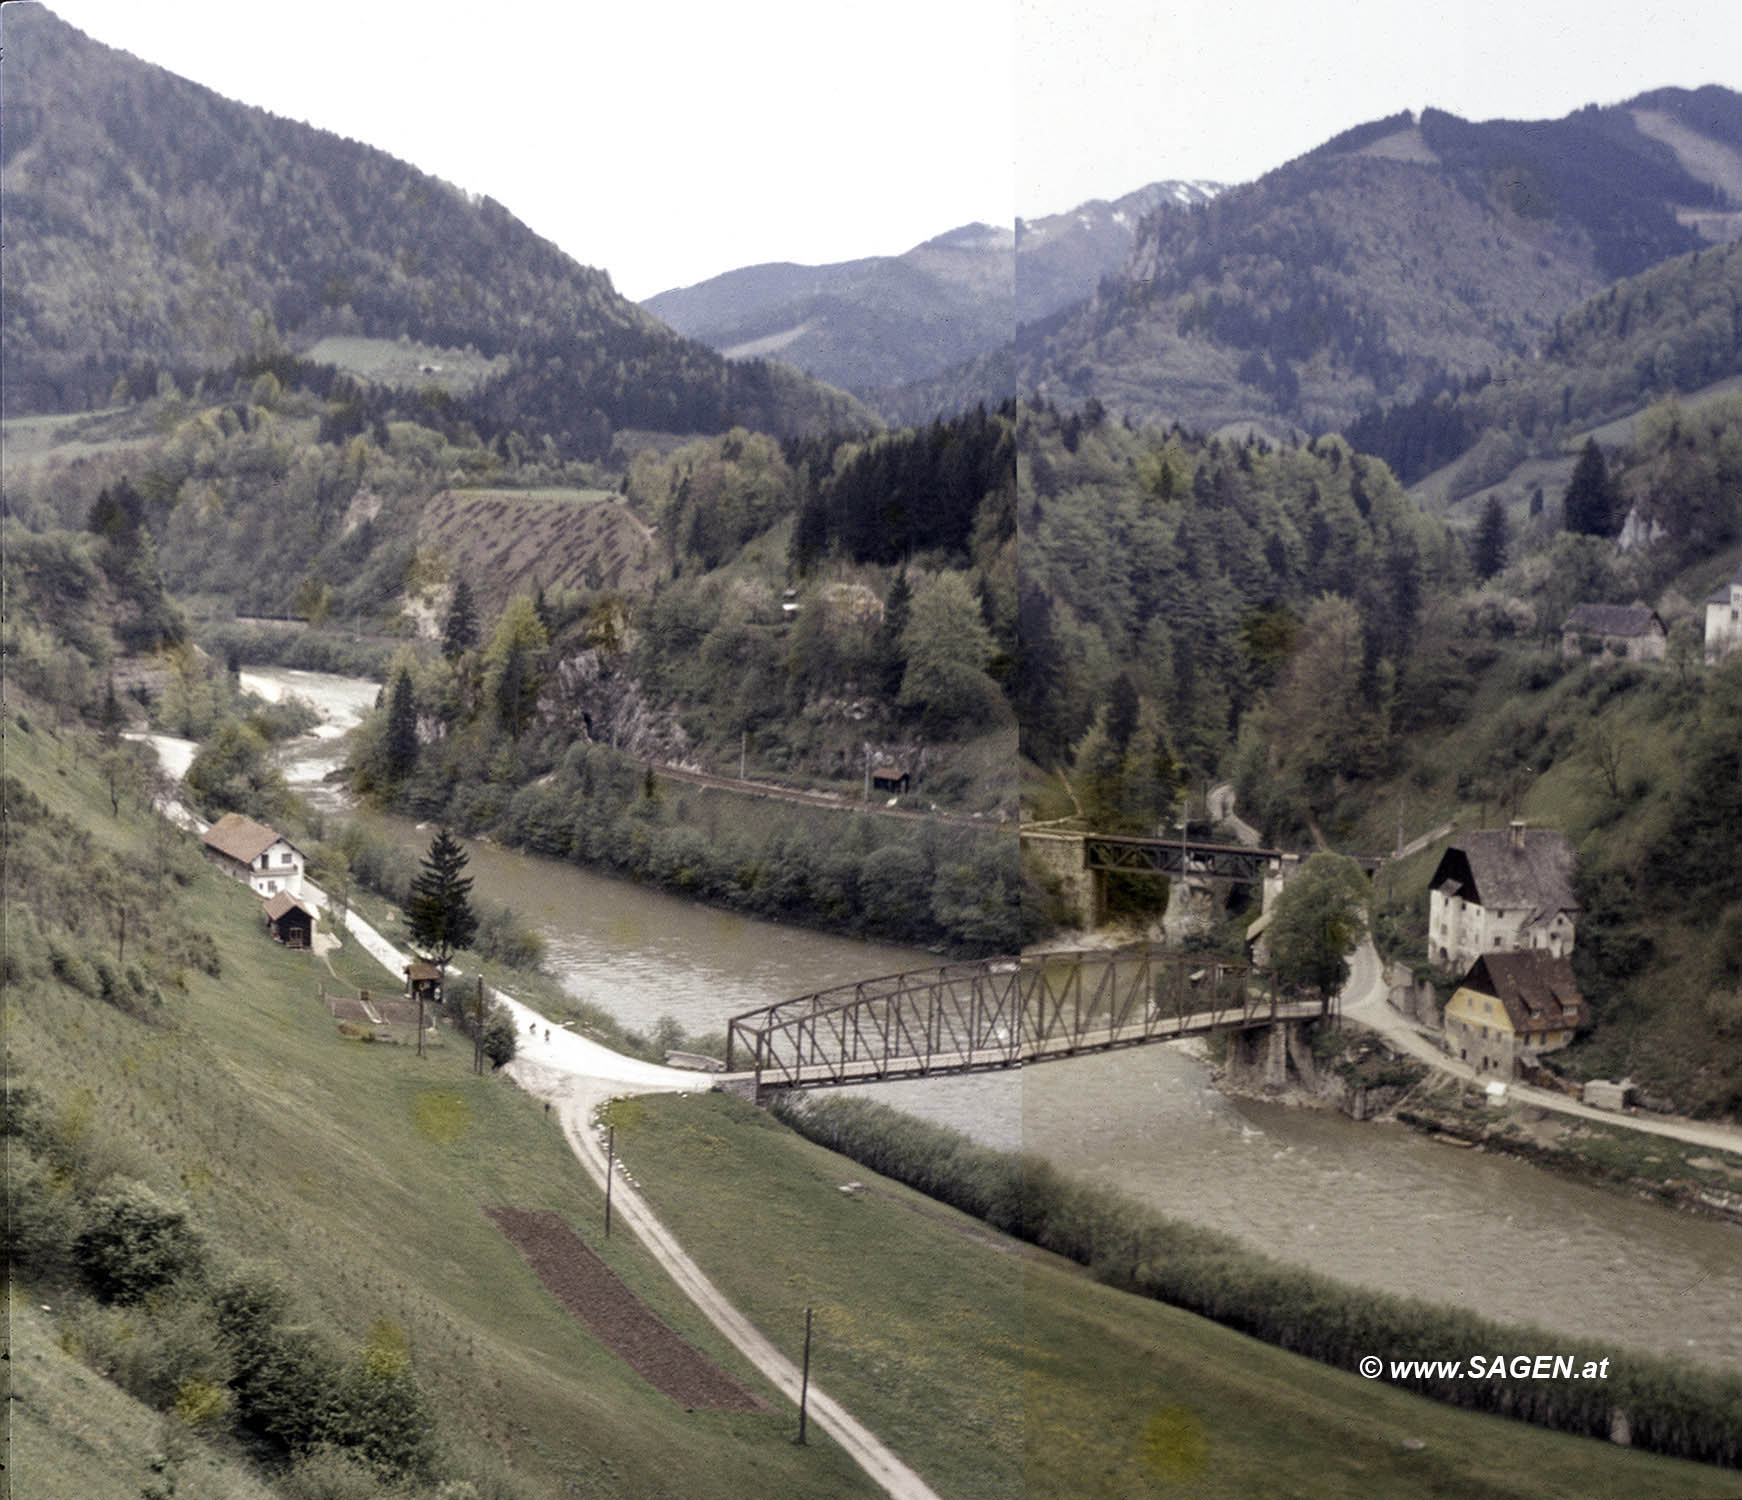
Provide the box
[405,961,442,1005]
[262,891,315,949]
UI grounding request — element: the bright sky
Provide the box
[30,0,1742,301]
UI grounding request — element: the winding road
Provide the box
[138,732,939,1500]
[1339,940,1742,1156]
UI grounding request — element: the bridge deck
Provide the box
[727,945,1321,1093]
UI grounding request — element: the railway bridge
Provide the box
[1021,827,1380,927]
[724,944,1325,1095]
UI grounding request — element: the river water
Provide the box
[243,666,1742,1370]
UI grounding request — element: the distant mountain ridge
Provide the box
[881,91,1742,435]
[642,181,1223,398]
[0,5,870,447]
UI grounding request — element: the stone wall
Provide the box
[1020,832,1099,928]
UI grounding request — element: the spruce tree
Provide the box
[1563,438,1619,537]
[1472,496,1510,581]
[442,578,479,662]
[877,569,913,700]
[384,669,418,782]
[406,826,477,978]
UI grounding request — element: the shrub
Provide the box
[480,1005,518,1069]
[7,1146,87,1284]
[73,1184,206,1303]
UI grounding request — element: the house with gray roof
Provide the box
[1705,562,1742,665]
[1427,821,1576,974]
[1560,602,1666,662]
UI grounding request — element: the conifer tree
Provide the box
[442,578,479,662]
[384,669,418,782]
[1563,438,1620,537]
[406,826,477,979]
[1472,496,1510,581]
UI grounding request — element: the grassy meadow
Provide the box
[5,717,873,1499]
[613,1090,1741,1499]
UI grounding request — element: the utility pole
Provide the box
[794,1306,813,1445]
[473,976,486,1074]
[604,1124,615,1238]
[863,744,871,803]
[740,730,747,781]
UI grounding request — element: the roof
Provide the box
[1461,951,1588,1034]
[1560,602,1663,638]
[1706,564,1742,604]
[203,811,295,864]
[1428,828,1576,916]
[262,891,313,921]
[405,961,441,981]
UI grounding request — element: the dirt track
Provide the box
[485,1206,766,1412]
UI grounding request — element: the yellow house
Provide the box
[1444,951,1587,1077]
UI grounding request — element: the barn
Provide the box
[263,891,316,949]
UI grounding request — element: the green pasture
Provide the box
[5,719,873,1499]
[617,1090,1741,1500]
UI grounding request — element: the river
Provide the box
[242,666,1742,1369]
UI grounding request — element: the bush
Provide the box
[7,1146,87,1284]
[480,1005,518,1069]
[73,1184,207,1303]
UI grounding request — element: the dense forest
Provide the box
[1347,239,1742,491]
[1,6,871,448]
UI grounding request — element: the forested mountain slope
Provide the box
[891,94,1740,434]
[0,6,869,447]
[1348,238,1742,498]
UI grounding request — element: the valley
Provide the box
[6,4,1742,1496]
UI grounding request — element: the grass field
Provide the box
[616,1091,1741,1500]
[6,719,875,1499]
[302,335,509,393]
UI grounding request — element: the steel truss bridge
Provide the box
[725,944,1324,1092]
[1081,833,1382,883]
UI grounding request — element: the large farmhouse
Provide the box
[1560,602,1666,662]
[1443,951,1588,1076]
[1427,822,1576,974]
[202,812,306,898]
[1706,562,1742,665]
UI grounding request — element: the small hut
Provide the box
[263,891,316,949]
[871,767,911,795]
[405,961,442,1006]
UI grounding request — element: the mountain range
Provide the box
[885,90,1742,436]
[642,180,1222,398]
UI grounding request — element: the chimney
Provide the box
[1510,819,1526,851]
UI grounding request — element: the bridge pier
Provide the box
[1021,831,1102,927]
[1225,1020,1311,1095]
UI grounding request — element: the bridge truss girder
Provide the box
[726,945,1302,1091]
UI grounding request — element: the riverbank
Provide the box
[616,1090,1741,1495]
[770,1092,1742,1473]
[1396,1077,1742,1226]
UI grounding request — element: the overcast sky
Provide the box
[30,0,1742,301]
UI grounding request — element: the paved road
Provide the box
[1339,941,1742,1157]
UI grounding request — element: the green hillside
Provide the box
[0,5,872,450]
[3,714,876,1499]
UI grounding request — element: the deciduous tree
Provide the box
[1265,853,1370,1013]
